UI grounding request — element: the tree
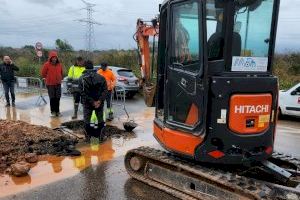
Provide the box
[23,45,35,50]
[55,39,74,52]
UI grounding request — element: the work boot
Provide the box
[85,135,91,143]
[84,124,92,143]
[99,135,107,143]
[99,125,107,142]
[72,105,79,119]
[50,112,56,117]
[72,113,78,120]
[12,102,15,107]
[107,112,114,121]
[5,103,10,107]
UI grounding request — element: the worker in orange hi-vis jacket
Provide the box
[97,62,116,121]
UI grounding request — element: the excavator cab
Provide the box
[155,0,280,164]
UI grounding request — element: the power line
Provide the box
[76,0,101,58]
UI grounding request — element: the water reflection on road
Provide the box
[0,138,117,197]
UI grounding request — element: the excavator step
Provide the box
[125,147,300,200]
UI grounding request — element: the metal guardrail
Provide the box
[1,77,128,119]
[0,81,4,103]
[0,77,47,105]
[112,86,129,119]
[16,77,47,105]
[61,79,72,96]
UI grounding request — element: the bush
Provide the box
[1,46,299,90]
[15,57,40,77]
[273,54,300,89]
[94,50,140,76]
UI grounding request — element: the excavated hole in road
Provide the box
[61,120,135,139]
[0,119,134,176]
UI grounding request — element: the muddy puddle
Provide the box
[0,97,156,198]
[0,134,147,198]
[0,140,114,197]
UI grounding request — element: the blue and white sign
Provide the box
[232,56,268,72]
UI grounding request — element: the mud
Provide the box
[0,120,79,174]
[61,120,132,138]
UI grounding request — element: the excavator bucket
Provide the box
[143,83,156,107]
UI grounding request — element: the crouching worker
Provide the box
[79,60,107,141]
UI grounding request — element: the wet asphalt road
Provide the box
[0,94,299,200]
[3,157,175,200]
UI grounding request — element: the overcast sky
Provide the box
[0,0,299,52]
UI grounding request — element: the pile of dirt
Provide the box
[61,120,132,138]
[0,120,80,174]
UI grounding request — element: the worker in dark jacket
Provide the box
[0,56,19,107]
[41,51,63,117]
[79,60,108,140]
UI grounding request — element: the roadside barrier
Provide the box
[16,77,47,105]
[0,81,4,102]
[61,79,72,96]
[0,77,47,105]
[112,86,129,119]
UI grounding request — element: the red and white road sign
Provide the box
[35,42,43,50]
[36,50,43,58]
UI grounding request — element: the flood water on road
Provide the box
[0,94,160,199]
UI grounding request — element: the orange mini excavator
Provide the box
[125,0,300,199]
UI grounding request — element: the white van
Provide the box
[279,83,300,117]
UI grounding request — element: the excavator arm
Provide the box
[134,18,159,107]
[134,18,159,83]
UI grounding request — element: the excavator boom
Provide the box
[134,19,159,107]
[134,18,159,83]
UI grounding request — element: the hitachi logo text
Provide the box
[234,105,269,114]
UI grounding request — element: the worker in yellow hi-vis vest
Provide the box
[68,57,86,119]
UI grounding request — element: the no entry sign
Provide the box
[36,50,43,58]
[35,42,43,50]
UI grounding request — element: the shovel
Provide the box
[123,120,138,132]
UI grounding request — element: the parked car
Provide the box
[279,83,300,118]
[103,66,140,98]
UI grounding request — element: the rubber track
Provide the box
[272,152,300,169]
[125,147,300,200]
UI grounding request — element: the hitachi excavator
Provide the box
[125,0,300,199]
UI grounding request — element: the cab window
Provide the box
[233,0,274,57]
[206,0,225,61]
[171,1,201,72]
